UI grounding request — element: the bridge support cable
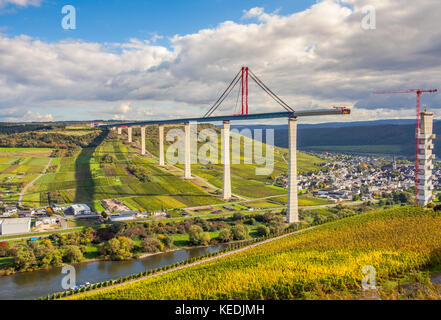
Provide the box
[204,67,294,119]
[203,69,242,118]
[248,69,294,113]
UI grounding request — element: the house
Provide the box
[51,204,63,213]
[3,207,17,217]
[39,217,58,225]
[152,211,167,217]
[0,218,31,235]
[64,204,92,216]
[17,210,34,217]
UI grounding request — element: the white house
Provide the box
[3,207,17,217]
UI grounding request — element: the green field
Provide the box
[70,206,441,300]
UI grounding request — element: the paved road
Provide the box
[18,157,53,206]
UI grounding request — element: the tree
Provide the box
[13,246,37,271]
[63,245,84,263]
[231,225,248,240]
[262,212,275,223]
[102,237,135,260]
[0,241,9,257]
[161,235,174,249]
[142,237,162,253]
[201,232,211,246]
[188,225,210,245]
[232,212,244,221]
[218,228,233,242]
[256,225,270,237]
[188,225,204,245]
[268,220,284,234]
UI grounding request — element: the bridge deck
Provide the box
[101,109,350,128]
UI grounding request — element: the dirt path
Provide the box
[18,157,52,206]
[68,225,317,298]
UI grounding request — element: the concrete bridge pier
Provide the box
[117,127,122,135]
[159,124,165,166]
[184,122,192,179]
[222,120,232,200]
[287,117,299,223]
[128,127,133,143]
[141,126,146,155]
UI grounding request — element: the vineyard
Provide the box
[2,125,328,211]
[70,206,441,300]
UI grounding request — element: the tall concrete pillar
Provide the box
[159,124,165,166]
[128,127,133,143]
[117,127,122,135]
[287,117,299,223]
[184,122,191,179]
[141,126,146,155]
[222,121,232,200]
[417,112,435,206]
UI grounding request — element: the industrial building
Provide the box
[64,204,92,216]
[417,112,435,206]
[110,214,135,222]
[0,218,31,235]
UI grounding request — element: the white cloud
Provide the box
[0,0,440,123]
[0,0,42,9]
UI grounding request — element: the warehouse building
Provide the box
[0,218,31,235]
[64,204,92,216]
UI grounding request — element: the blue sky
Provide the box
[1,0,315,44]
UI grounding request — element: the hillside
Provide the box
[0,124,327,211]
[237,121,441,158]
[69,206,441,300]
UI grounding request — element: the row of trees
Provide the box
[4,240,85,271]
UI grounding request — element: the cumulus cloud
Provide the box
[0,0,440,123]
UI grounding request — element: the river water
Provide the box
[0,244,228,300]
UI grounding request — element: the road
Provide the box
[18,158,53,207]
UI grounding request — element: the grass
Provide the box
[69,206,441,300]
[0,257,13,268]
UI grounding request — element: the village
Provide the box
[274,152,440,202]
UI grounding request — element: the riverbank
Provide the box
[63,225,317,300]
[0,244,230,300]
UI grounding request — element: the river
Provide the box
[0,244,228,300]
